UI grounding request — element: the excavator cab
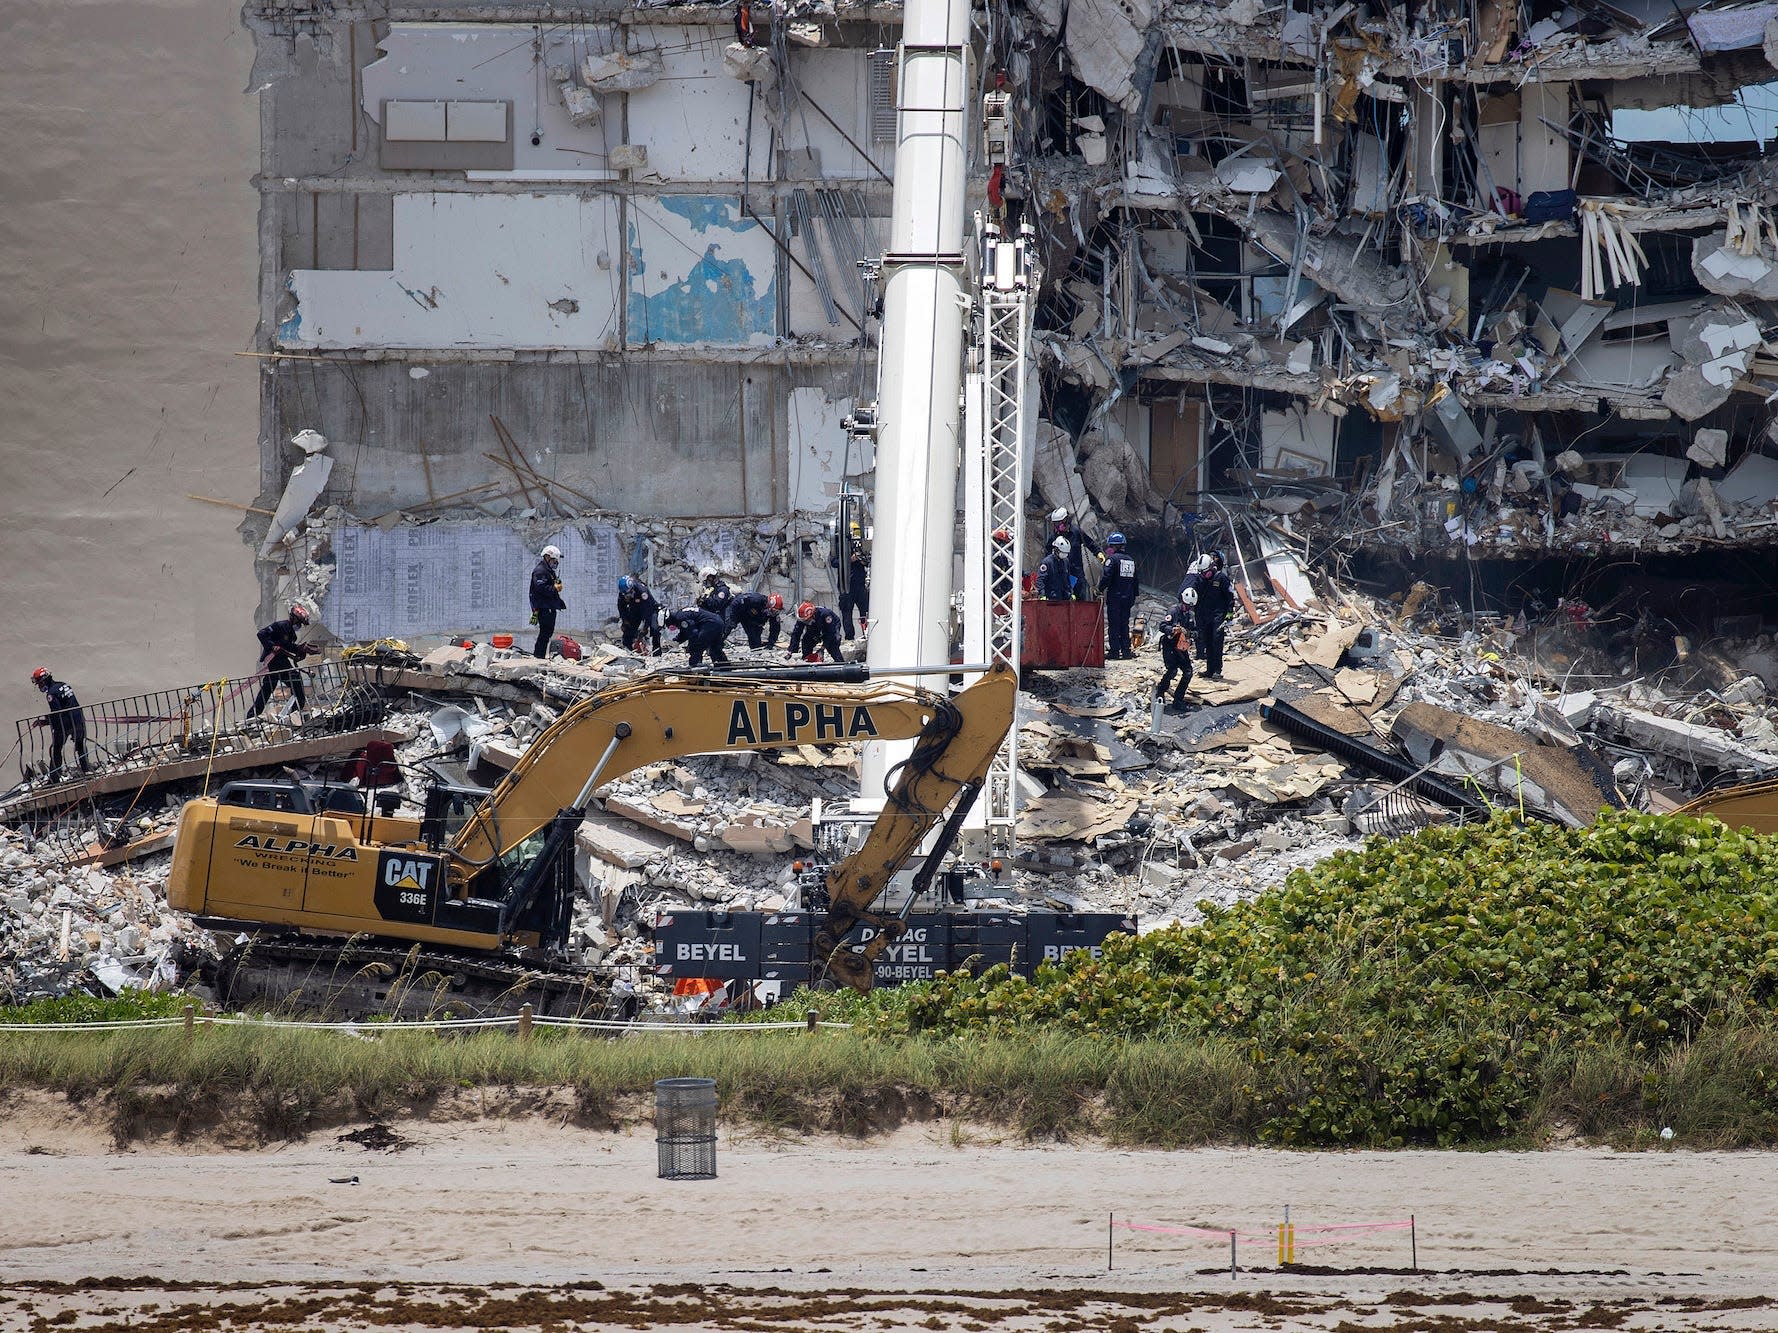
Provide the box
[418,778,490,851]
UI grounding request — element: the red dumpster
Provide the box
[1021,597,1105,670]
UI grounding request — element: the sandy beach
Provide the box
[1,1096,1775,1330]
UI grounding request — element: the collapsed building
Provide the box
[241,0,1778,650]
[1022,0,1778,615]
[16,0,1778,1006]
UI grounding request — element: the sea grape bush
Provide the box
[871,813,1778,1145]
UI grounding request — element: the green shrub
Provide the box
[856,813,1778,1145]
[0,989,193,1025]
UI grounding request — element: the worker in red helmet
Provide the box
[247,603,318,723]
[726,589,784,649]
[788,602,844,663]
[30,668,91,782]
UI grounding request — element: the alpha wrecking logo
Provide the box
[725,700,880,746]
[234,835,359,861]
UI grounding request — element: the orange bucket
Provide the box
[491,633,515,650]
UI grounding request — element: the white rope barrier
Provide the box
[0,1014,853,1035]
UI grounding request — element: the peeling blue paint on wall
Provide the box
[278,274,302,343]
[660,195,741,233]
[627,196,777,346]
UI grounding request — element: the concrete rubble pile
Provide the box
[12,555,1778,1008]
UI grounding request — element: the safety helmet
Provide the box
[1209,550,1225,568]
[617,575,633,594]
[796,602,816,622]
[1048,507,1068,523]
[767,593,784,612]
[1181,587,1199,607]
[1186,555,1213,577]
[1107,531,1126,547]
[700,565,719,582]
[849,521,863,538]
[542,544,562,560]
[289,604,310,624]
[1051,536,1070,555]
[30,667,49,687]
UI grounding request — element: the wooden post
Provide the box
[182,1003,195,1041]
[1107,1212,1113,1271]
[518,1003,534,1044]
[805,1009,820,1033]
[1411,1214,1417,1272]
[1229,1230,1238,1279]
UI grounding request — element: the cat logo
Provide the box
[724,700,880,747]
[373,851,441,926]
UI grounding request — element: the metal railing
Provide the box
[11,661,386,792]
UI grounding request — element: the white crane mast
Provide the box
[859,0,972,799]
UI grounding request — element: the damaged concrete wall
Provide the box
[266,358,861,518]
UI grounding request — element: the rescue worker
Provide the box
[1184,552,1234,679]
[30,668,90,781]
[1035,535,1071,601]
[247,604,315,721]
[833,523,871,639]
[734,0,761,47]
[1101,532,1139,659]
[1050,507,1101,600]
[696,566,734,621]
[728,590,785,649]
[789,602,844,663]
[616,575,661,655]
[665,606,731,668]
[529,544,566,659]
[1154,587,1197,711]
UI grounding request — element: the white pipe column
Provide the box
[860,0,972,803]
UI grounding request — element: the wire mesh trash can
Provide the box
[655,1078,718,1180]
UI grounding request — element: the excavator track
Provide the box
[201,930,631,1023]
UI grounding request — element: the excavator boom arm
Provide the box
[452,663,1018,988]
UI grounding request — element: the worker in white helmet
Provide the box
[1035,535,1072,600]
[1049,506,1101,599]
[530,544,566,658]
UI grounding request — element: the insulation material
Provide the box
[324,520,622,643]
[285,194,623,350]
[626,196,777,347]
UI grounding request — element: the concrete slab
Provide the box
[605,792,699,842]
[576,813,677,870]
[1390,702,1623,826]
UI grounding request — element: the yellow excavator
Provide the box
[167,662,1017,1015]
[1678,778,1778,834]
